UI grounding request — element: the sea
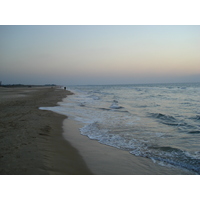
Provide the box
[41,82,200,174]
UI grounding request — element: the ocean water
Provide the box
[41,83,200,174]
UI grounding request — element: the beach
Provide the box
[0,86,195,175]
[0,86,92,175]
[62,119,195,175]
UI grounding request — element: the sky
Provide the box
[1,25,200,85]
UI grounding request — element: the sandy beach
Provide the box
[0,86,195,175]
[0,86,92,175]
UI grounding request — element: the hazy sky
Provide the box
[1,25,200,85]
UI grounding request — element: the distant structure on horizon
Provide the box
[45,84,56,86]
[0,81,2,86]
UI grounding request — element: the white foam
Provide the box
[79,121,146,154]
[80,122,108,140]
[152,132,165,137]
[110,102,123,109]
[89,95,100,100]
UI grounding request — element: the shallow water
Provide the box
[41,83,200,174]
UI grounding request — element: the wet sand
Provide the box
[63,119,195,175]
[0,86,92,175]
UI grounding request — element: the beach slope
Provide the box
[0,86,92,175]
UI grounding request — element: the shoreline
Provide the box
[0,86,92,175]
[62,118,195,175]
[0,86,195,175]
[39,87,195,175]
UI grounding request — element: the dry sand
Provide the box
[0,86,92,175]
